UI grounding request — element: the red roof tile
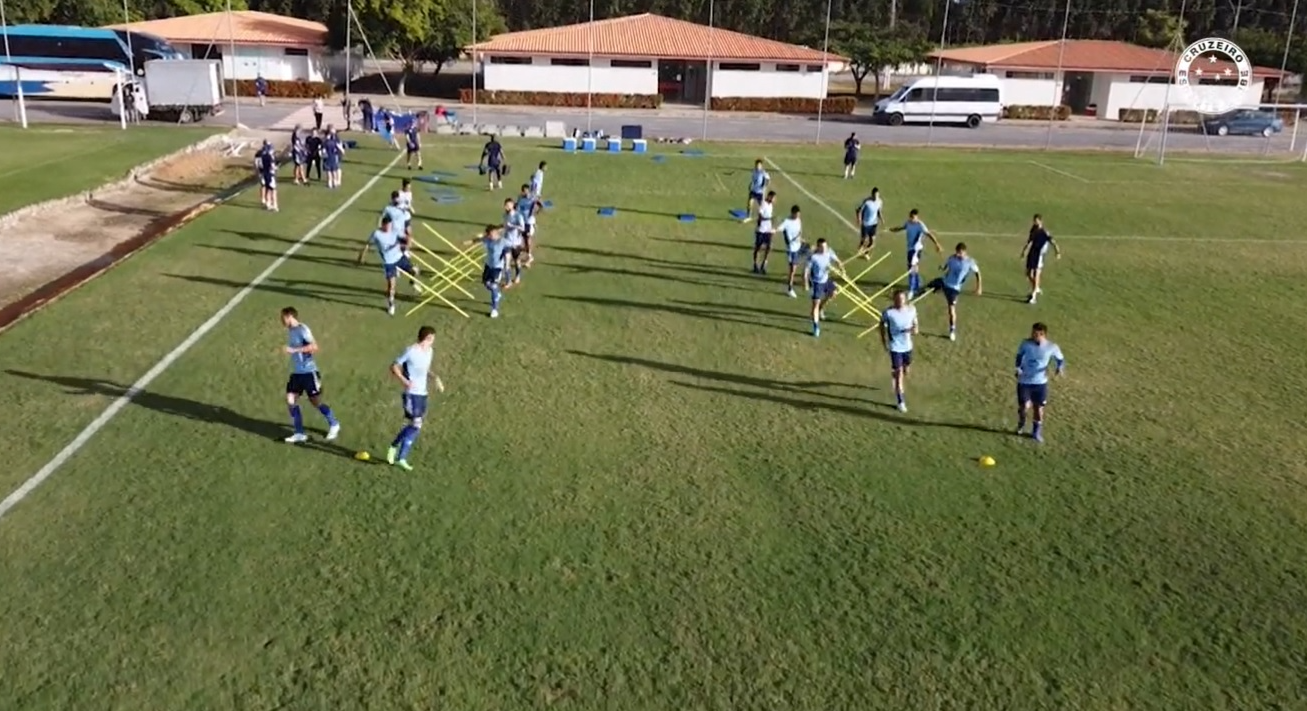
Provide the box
[931,40,1286,78]
[107,11,327,47]
[471,13,845,63]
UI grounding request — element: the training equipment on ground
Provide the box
[728,209,748,219]
[398,224,482,318]
[597,207,616,217]
[678,214,696,222]
[413,175,440,184]
[979,456,996,467]
[831,251,894,321]
[355,450,371,461]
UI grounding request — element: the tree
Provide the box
[828,22,931,98]
[346,0,505,93]
[1134,9,1186,49]
[427,0,506,76]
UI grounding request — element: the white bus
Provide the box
[873,74,1004,128]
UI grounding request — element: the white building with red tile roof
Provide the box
[107,11,329,82]
[469,13,848,102]
[929,40,1289,119]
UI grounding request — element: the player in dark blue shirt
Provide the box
[405,123,422,170]
[254,140,278,211]
[290,126,308,185]
[842,133,861,179]
[322,128,345,189]
[305,129,323,182]
[480,136,506,190]
[1020,214,1062,304]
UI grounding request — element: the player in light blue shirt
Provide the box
[279,306,340,443]
[356,215,411,315]
[926,242,983,341]
[515,183,541,268]
[889,208,942,298]
[1014,322,1065,443]
[464,224,508,318]
[878,290,919,412]
[384,191,411,244]
[853,187,882,258]
[386,325,443,471]
[742,159,770,222]
[530,161,546,200]
[778,204,807,297]
[802,238,844,337]
[501,198,527,287]
[751,190,777,275]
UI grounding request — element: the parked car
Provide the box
[1201,110,1285,137]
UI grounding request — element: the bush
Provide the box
[1001,104,1071,120]
[709,96,857,114]
[1118,108,1160,123]
[458,89,661,109]
[227,79,333,99]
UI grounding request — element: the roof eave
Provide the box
[468,47,845,63]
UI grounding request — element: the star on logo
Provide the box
[1224,67,1233,76]
[1195,68,1204,76]
[1208,55,1218,63]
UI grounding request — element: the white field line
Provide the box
[1027,159,1090,182]
[0,152,404,524]
[762,157,1307,245]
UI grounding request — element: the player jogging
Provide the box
[530,161,546,201]
[742,159,770,222]
[386,325,444,471]
[751,190,777,274]
[280,307,340,443]
[405,121,422,170]
[397,178,414,220]
[879,289,918,413]
[854,187,882,258]
[481,135,506,190]
[1014,321,1066,443]
[255,140,278,211]
[515,183,540,267]
[501,198,527,287]
[356,214,412,315]
[842,133,861,179]
[464,225,507,318]
[889,208,942,299]
[928,242,982,341]
[1020,214,1062,304]
[803,238,844,338]
[778,204,807,298]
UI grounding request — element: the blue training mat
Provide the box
[678,214,696,222]
[728,209,749,219]
[597,207,616,216]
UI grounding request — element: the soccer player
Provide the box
[386,325,444,471]
[1020,213,1062,304]
[279,306,340,443]
[854,187,882,258]
[742,159,770,222]
[879,289,918,413]
[322,127,345,189]
[356,214,411,315]
[929,242,982,341]
[530,161,546,201]
[254,139,278,212]
[751,190,777,274]
[383,112,399,150]
[778,204,806,297]
[803,238,844,337]
[889,208,942,299]
[404,121,422,170]
[1014,321,1066,443]
[384,190,411,244]
[291,126,307,185]
[501,197,527,287]
[481,135,506,190]
[305,129,323,182]
[464,225,507,318]
[515,183,540,267]
[397,178,414,220]
[842,133,861,179]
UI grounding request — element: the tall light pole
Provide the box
[814,0,833,143]
[701,0,714,141]
[924,0,955,146]
[2,0,27,128]
[586,0,594,133]
[1044,0,1072,150]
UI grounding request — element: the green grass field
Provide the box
[2,137,1307,709]
[0,125,218,215]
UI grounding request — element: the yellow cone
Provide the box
[979,455,996,467]
[355,451,371,461]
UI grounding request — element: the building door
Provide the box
[1062,71,1093,114]
[658,60,685,103]
[683,61,708,105]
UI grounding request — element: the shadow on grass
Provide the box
[576,204,738,223]
[86,198,167,218]
[164,273,368,308]
[649,237,752,252]
[548,261,758,294]
[549,295,798,333]
[550,245,758,282]
[3,370,354,458]
[567,351,872,402]
[199,243,360,270]
[227,230,360,253]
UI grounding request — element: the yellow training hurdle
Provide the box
[398,224,482,317]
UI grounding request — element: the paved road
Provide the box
[5,96,1305,158]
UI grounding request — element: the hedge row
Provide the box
[227,79,334,99]
[709,96,857,114]
[457,89,661,108]
[1001,104,1072,120]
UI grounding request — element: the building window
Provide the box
[1004,70,1053,79]
[550,57,589,66]
[488,56,531,65]
[806,65,823,72]
[191,43,221,59]
[611,59,653,68]
[776,63,801,72]
[719,62,761,71]
[284,47,309,57]
[1129,75,1171,84]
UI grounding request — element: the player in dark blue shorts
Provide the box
[1020,214,1062,304]
[481,135,506,190]
[280,306,340,443]
[842,132,861,179]
[254,139,278,211]
[464,224,508,318]
[879,290,919,412]
[404,122,422,170]
[1014,322,1066,442]
[741,159,770,222]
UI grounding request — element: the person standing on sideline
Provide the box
[360,98,374,132]
[255,74,268,107]
[312,96,324,130]
[305,128,323,182]
[341,95,352,130]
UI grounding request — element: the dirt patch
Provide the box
[0,130,281,330]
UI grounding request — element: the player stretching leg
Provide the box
[386,326,444,471]
[357,214,410,315]
[742,159,769,222]
[464,225,507,318]
[1014,322,1066,443]
[803,238,844,337]
[515,184,541,268]
[879,290,918,413]
[280,307,340,442]
[501,198,527,287]
[889,208,942,299]
[1020,213,1062,304]
[778,204,806,297]
[928,242,982,341]
[854,188,882,259]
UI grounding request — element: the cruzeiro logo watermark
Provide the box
[1175,37,1253,115]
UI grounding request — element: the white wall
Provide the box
[483,56,658,94]
[1102,73,1265,119]
[180,44,326,82]
[999,76,1061,106]
[711,62,829,98]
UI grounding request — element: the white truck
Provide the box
[113,59,224,123]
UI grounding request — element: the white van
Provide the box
[873,74,1004,128]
